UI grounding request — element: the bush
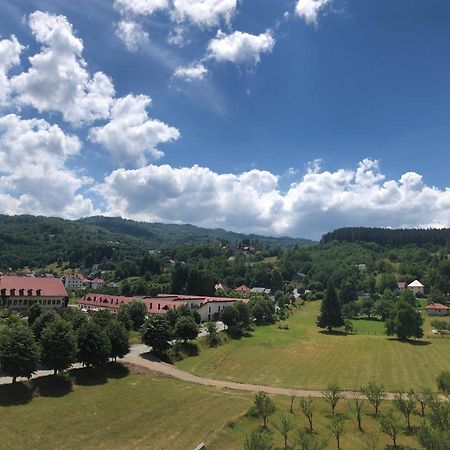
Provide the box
[437,370,450,394]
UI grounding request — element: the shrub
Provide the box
[437,370,450,394]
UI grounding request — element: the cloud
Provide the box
[116,20,150,51]
[114,0,169,16]
[89,94,180,166]
[95,159,450,239]
[171,0,238,27]
[0,36,24,105]
[0,114,96,217]
[295,0,332,25]
[173,63,208,80]
[167,26,189,46]
[207,30,275,65]
[12,11,115,125]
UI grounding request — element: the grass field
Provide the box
[0,369,424,450]
[177,301,450,391]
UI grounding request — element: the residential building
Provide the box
[407,280,424,295]
[0,276,68,311]
[250,287,271,295]
[397,281,407,291]
[215,283,229,293]
[63,273,85,289]
[426,303,449,316]
[235,284,250,293]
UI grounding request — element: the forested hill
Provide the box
[0,215,312,269]
[321,227,450,246]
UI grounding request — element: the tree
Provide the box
[295,429,326,450]
[289,391,296,414]
[32,310,59,340]
[221,304,240,336]
[348,396,365,432]
[343,319,353,334]
[417,398,450,450]
[393,390,416,430]
[274,415,294,449]
[93,309,113,329]
[328,415,346,450]
[380,411,402,449]
[117,304,133,331]
[414,387,435,417]
[253,391,276,428]
[317,282,344,331]
[300,396,315,432]
[108,320,130,361]
[0,321,39,382]
[27,303,42,325]
[127,301,147,330]
[361,382,385,416]
[437,370,450,394]
[205,321,220,347]
[385,301,423,340]
[40,317,77,375]
[173,316,198,342]
[235,301,251,329]
[62,307,88,331]
[142,315,172,356]
[77,321,111,368]
[322,382,342,414]
[271,268,283,292]
[244,428,273,450]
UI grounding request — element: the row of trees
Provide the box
[0,306,129,382]
[244,381,450,450]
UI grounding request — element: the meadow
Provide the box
[0,370,425,450]
[177,301,450,391]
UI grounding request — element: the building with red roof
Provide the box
[0,275,68,310]
[426,303,449,316]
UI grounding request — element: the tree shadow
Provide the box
[387,338,431,346]
[70,367,108,386]
[32,375,72,398]
[106,362,130,379]
[319,330,348,336]
[0,382,33,406]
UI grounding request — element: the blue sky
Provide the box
[1,0,450,239]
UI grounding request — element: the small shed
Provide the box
[426,303,449,316]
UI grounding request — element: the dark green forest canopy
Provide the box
[321,227,450,247]
[0,215,312,269]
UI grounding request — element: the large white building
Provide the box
[407,280,424,295]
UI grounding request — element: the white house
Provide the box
[407,280,424,295]
[64,274,85,289]
[197,298,248,322]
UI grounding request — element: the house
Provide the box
[407,280,424,295]
[63,273,85,290]
[426,303,449,316]
[235,284,250,293]
[215,283,230,293]
[250,287,271,295]
[83,278,105,289]
[397,282,407,291]
[0,276,68,311]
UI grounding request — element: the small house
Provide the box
[426,303,449,316]
[407,280,424,295]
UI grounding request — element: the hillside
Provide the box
[0,215,312,269]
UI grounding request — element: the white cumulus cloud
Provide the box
[89,94,180,166]
[0,114,96,218]
[207,30,275,65]
[116,20,150,51]
[171,0,238,27]
[295,0,332,25]
[173,63,208,80]
[12,11,115,125]
[0,36,24,105]
[114,0,169,15]
[95,159,450,240]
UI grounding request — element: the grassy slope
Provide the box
[0,372,423,450]
[177,301,450,391]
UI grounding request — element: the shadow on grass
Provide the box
[0,382,33,406]
[319,330,348,336]
[106,362,130,379]
[387,338,431,346]
[70,367,108,386]
[32,375,72,398]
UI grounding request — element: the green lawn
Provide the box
[177,301,450,391]
[0,370,425,450]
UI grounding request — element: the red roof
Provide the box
[235,285,250,292]
[0,276,68,297]
[426,303,449,310]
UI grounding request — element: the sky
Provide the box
[1,0,450,240]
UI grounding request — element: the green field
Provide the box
[0,370,423,450]
[177,301,450,391]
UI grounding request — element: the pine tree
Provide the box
[317,282,344,331]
